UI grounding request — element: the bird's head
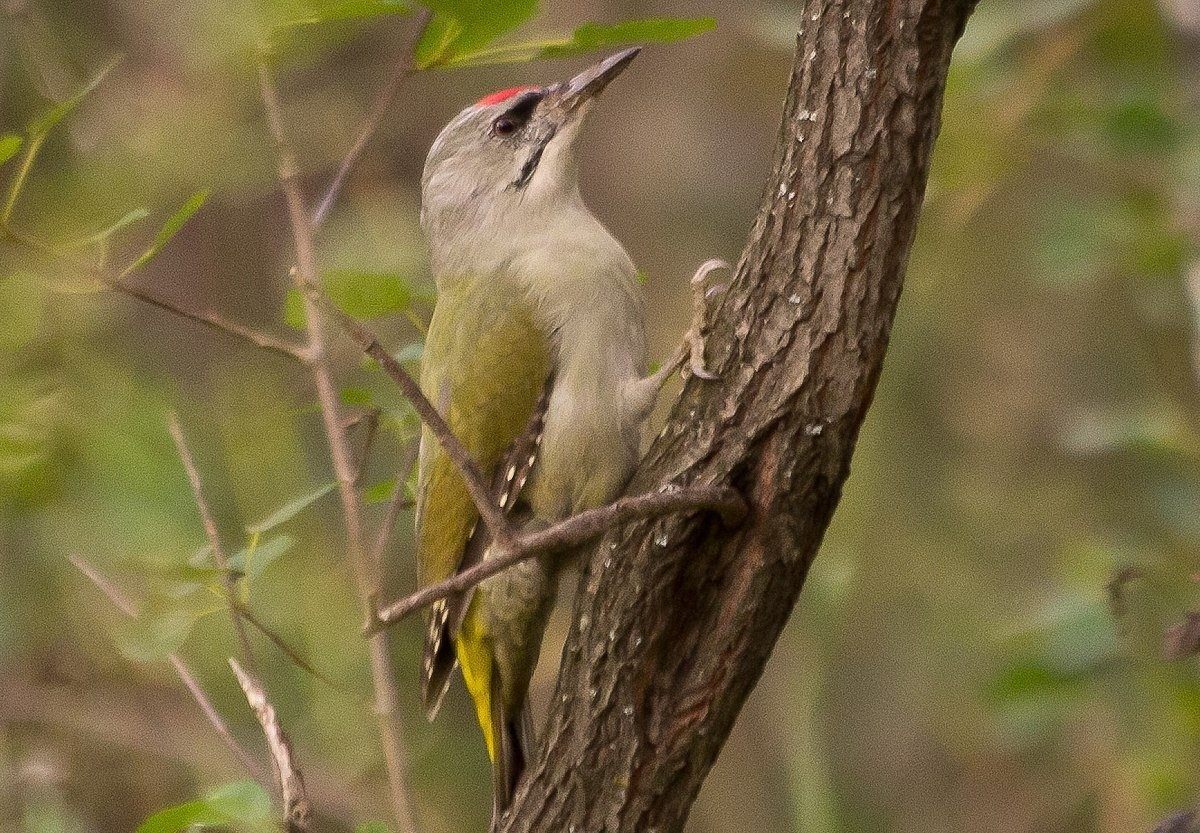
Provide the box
[420,48,639,256]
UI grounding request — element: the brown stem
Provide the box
[0,223,308,362]
[314,293,516,551]
[310,8,432,230]
[230,659,312,833]
[254,60,420,833]
[168,414,257,671]
[368,486,745,630]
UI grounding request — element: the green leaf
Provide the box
[363,478,396,504]
[340,386,375,406]
[328,269,413,318]
[229,534,296,581]
[26,57,121,139]
[356,823,395,833]
[246,481,337,535]
[415,0,538,69]
[443,16,716,68]
[136,780,272,833]
[275,0,411,30]
[117,606,199,663]
[0,134,22,167]
[62,207,150,249]
[284,270,412,327]
[123,190,209,275]
[0,272,45,350]
[284,288,307,330]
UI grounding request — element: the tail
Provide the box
[453,600,529,826]
[488,679,529,827]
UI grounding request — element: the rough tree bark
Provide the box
[502,1,977,831]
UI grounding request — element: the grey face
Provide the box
[420,48,640,230]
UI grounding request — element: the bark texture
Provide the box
[503,2,977,831]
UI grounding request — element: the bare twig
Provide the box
[314,294,515,551]
[369,441,421,584]
[368,485,746,631]
[310,8,433,230]
[68,554,266,782]
[0,223,308,362]
[230,659,312,833]
[254,59,419,833]
[168,414,257,670]
[235,603,357,698]
[352,407,383,487]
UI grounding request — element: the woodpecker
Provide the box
[415,47,718,818]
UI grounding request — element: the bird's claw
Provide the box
[684,258,731,381]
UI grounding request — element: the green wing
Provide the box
[416,276,550,588]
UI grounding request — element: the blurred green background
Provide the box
[4,0,1200,831]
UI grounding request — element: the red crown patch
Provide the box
[476,85,538,107]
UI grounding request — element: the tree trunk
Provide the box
[502,1,977,830]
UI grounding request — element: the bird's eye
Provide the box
[493,116,518,137]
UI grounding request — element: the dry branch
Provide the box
[368,485,746,630]
[230,658,313,833]
[254,57,419,833]
[167,414,257,670]
[0,223,307,362]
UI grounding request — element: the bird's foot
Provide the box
[684,258,731,380]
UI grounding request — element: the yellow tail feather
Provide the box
[455,599,500,762]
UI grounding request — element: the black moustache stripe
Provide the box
[512,128,555,190]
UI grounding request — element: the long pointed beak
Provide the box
[556,47,640,112]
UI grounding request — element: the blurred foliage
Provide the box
[3,0,1200,832]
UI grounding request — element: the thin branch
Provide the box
[230,658,312,833]
[368,485,746,631]
[352,407,383,487]
[168,414,257,671]
[369,441,420,584]
[235,603,358,698]
[310,8,432,230]
[254,57,420,833]
[0,222,308,362]
[313,292,516,551]
[68,554,267,783]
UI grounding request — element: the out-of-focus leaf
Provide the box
[356,823,394,833]
[62,207,150,249]
[340,386,374,406]
[117,606,200,663]
[1104,95,1182,156]
[230,534,296,580]
[26,57,121,139]
[415,0,538,69]
[285,270,413,328]
[135,780,272,833]
[274,0,410,31]
[123,190,209,275]
[0,134,22,166]
[0,272,45,350]
[363,478,396,504]
[444,17,716,67]
[246,481,336,534]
